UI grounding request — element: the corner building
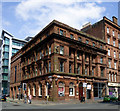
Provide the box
[10,20,108,101]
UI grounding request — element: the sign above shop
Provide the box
[108,83,120,87]
[87,85,91,90]
[83,83,87,87]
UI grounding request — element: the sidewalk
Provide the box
[6,97,103,106]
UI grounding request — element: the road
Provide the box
[1,101,120,110]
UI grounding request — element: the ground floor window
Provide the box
[39,83,42,96]
[28,86,30,96]
[69,82,75,96]
[58,82,65,97]
[33,84,36,96]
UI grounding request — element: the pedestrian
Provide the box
[12,95,14,100]
[24,93,27,103]
[28,94,32,104]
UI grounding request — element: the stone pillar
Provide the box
[74,50,77,74]
[65,81,69,100]
[89,55,92,76]
[82,53,85,75]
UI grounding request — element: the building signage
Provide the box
[87,85,91,90]
[108,83,120,87]
[83,83,87,87]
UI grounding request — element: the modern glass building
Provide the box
[0,30,28,95]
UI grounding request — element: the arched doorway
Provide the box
[79,82,83,100]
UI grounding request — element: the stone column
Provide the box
[89,54,92,76]
[82,53,85,75]
[74,50,77,74]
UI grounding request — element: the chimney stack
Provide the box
[112,16,118,24]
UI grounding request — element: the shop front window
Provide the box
[58,82,65,97]
[69,82,75,96]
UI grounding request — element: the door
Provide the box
[79,82,83,100]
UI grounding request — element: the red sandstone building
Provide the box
[10,17,117,101]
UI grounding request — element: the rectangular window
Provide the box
[60,46,64,55]
[92,67,94,76]
[113,40,115,46]
[113,30,115,36]
[60,29,63,35]
[4,37,9,45]
[3,59,9,66]
[114,62,117,69]
[45,62,48,73]
[78,37,81,41]
[118,34,120,39]
[39,64,42,75]
[40,51,42,59]
[101,68,104,77]
[85,66,87,75]
[119,43,120,49]
[114,51,116,58]
[46,48,48,55]
[77,64,80,74]
[36,68,37,76]
[100,45,102,49]
[93,42,95,47]
[107,27,109,33]
[4,45,9,52]
[15,66,17,82]
[86,40,89,44]
[3,67,8,73]
[77,51,79,59]
[108,48,110,56]
[115,74,117,82]
[69,64,72,73]
[108,59,111,68]
[36,53,37,61]
[107,38,110,44]
[49,61,51,72]
[70,34,74,39]
[3,52,9,59]
[119,53,120,59]
[60,61,64,72]
[100,57,103,63]
[49,46,51,55]
[112,74,113,82]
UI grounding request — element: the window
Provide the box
[46,83,49,96]
[58,82,65,97]
[114,61,117,69]
[109,73,111,81]
[112,74,113,82]
[108,59,111,68]
[36,53,37,61]
[60,61,64,72]
[35,68,37,76]
[2,75,8,80]
[69,64,72,73]
[77,64,80,74]
[4,45,9,52]
[92,67,94,76]
[107,27,109,33]
[49,46,51,55]
[45,62,48,73]
[39,84,42,96]
[3,59,9,66]
[28,86,30,96]
[46,48,48,55]
[60,46,64,55]
[3,52,9,59]
[33,85,36,96]
[40,51,42,59]
[85,66,87,75]
[119,53,120,59]
[113,40,115,46]
[115,74,117,82]
[78,37,81,41]
[69,83,75,96]
[60,29,63,35]
[86,40,89,44]
[100,57,103,63]
[113,30,115,36]
[93,42,95,47]
[49,61,51,72]
[118,34,120,39]
[4,37,9,45]
[70,34,74,39]
[114,51,116,58]
[12,48,19,54]
[108,48,110,56]
[77,51,79,59]
[100,45,102,49]
[119,43,120,49]
[107,38,110,44]
[101,68,104,77]
[39,64,42,75]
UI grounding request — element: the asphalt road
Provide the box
[1,101,120,110]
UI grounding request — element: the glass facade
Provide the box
[3,59,9,66]
[12,48,19,55]
[3,52,9,59]
[3,66,8,73]
[4,45,9,52]
[2,75,8,80]
[12,41,24,47]
[4,37,9,45]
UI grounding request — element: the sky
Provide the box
[1,0,120,40]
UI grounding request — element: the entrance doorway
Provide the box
[87,90,91,99]
[79,82,83,100]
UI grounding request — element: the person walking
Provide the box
[24,93,27,103]
[28,94,32,104]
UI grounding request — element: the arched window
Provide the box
[69,82,75,96]
[33,84,36,96]
[39,83,42,96]
[58,82,65,97]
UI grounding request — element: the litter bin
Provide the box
[81,97,85,102]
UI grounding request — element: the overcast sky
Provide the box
[1,0,119,39]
